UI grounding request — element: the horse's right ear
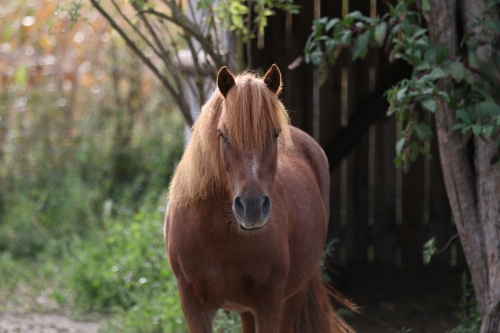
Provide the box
[217,66,235,98]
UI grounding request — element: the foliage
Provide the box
[49,0,88,33]
[423,237,437,264]
[320,238,338,283]
[447,273,481,333]
[0,0,184,258]
[63,204,186,332]
[0,252,60,313]
[197,0,299,44]
[304,0,500,171]
[212,310,242,333]
[82,0,301,124]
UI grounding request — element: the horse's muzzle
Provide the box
[232,193,271,230]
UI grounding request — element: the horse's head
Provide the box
[216,65,291,231]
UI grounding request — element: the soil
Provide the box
[333,264,465,333]
[0,313,99,333]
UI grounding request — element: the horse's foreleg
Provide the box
[240,311,256,333]
[278,287,307,333]
[253,292,283,333]
[176,278,217,333]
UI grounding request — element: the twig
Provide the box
[110,0,162,60]
[89,0,193,125]
[139,8,224,69]
[436,233,459,254]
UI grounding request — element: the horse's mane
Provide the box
[169,72,292,207]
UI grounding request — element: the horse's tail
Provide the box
[294,269,357,333]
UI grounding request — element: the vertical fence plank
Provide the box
[320,0,344,266]
[401,155,425,266]
[373,116,398,265]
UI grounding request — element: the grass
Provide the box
[61,201,186,332]
[0,253,60,313]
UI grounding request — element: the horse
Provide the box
[165,64,356,333]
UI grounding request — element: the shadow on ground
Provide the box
[333,265,464,333]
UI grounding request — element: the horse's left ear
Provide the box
[263,64,282,94]
[217,66,236,98]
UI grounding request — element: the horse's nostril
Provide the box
[234,196,245,218]
[261,196,271,217]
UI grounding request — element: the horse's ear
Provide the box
[217,66,235,98]
[263,64,282,94]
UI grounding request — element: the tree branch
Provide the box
[139,8,225,70]
[89,0,193,125]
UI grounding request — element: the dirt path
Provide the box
[0,313,99,333]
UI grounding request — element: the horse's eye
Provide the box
[219,132,230,146]
[273,130,280,142]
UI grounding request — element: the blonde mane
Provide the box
[169,72,292,207]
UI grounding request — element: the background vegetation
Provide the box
[0,0,192,331]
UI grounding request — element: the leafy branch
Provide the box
[197,0,299,44]
[304,0,500,171]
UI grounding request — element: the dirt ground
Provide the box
[0,313,99,333]
[334,264,464,333]
[0,265,464,333]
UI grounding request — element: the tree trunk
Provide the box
[425,0,500,331]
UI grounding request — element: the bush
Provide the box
[447,273,481,333]
[63,202,186,332]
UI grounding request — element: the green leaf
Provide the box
[15,65,28,85]
[449,62,465,82]
[482,125,494,139]
[412,28,427,39]
[396,137,405,156]
[452,123,465,131]
[229,2,248,15]
[456,108,470,123]
[374,22,388,46]
[472,84,495,103]
[485,20,500,33]
[422,0,431,11]
[467,103,477,119]
[476,102,500,117]
[347,10,364,19]
[480,61,500,83]
[397,87,408,101]
[436,47,449,64]
[326,18,339,32]
[394,155,403,167]
[231,14,244,29]
[419,146,432,159]
[472,124,482,136]
[414,123,433,140]
[468,50,479,69]
[421,98,437,112]
[341,30,352,45]
[310,50,323,66]
[415,60,430,71]
[314,17,329,25]
[421,67,447,81]
[423,237,436,265]
[325,39,337,52]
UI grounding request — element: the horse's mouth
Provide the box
[237,222,266,231]
[232,212,268,231]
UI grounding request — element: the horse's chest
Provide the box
[171,226,285,308]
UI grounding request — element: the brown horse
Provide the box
[165,64,355,333]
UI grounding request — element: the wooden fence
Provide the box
[251,0,466,268]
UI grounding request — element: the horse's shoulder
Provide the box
[286,126,328,167]
[283,126,330,216]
